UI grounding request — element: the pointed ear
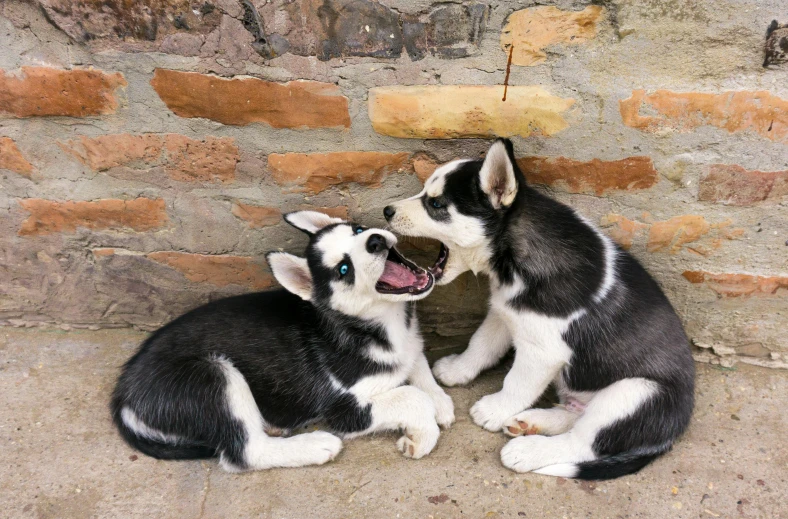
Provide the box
[284,211,344,235]
[479,139,519,209]
[267,252,312,301]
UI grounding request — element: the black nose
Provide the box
[366,234,388,254]
[383,205,396,220]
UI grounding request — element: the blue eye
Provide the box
[355,227,363,234]
[431,199,443,209]
[339,263,349,276]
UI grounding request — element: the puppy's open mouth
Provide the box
[428,243,449,282]
[376,248,434,295]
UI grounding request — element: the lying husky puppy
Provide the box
[384,139,694,480]
[111,211,454,472]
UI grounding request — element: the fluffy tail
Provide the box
[111,402,215,461]
[535,447,669,481]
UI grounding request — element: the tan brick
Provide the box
[0,66,126,117]
[147,252,274,290]
[269,151,411,194]
[620,90,788,143]
[601,213,743,255]
[369,85,574,139]
[518,156,657,195]
[501,6,604,66]
[699,165,788,206]
[18,198,167,236]
[232,203,282,228]
[683,271,788,297]
[0,137,33,176]
[60,134,239,182]
[150,69,350,128]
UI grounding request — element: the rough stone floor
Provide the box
[1,328,785,519]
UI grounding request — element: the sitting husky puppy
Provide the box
[383,139,695,480]
[111,211,454,472]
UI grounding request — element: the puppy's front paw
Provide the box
[470,393,517,432]
[397,422,440,459]
[432,354,475,387]
[431,390,455,428]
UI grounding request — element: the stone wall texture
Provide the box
[0,0,785,369]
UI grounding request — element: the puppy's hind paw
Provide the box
[396,422,440,459]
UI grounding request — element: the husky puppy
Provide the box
[384,139,695,480]
[111,211,454,472]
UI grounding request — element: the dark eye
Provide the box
[431,198,443,209]
[339,263,349,276]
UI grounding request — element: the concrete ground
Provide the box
[1,328,785,519]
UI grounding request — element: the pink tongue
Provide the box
[379,260,418,288]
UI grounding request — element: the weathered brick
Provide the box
[18,198,167,236]
[501,6,604,66]
[601,213,743,254]
[0,67,126,118]
[269,151,411,194]
[0,137,33,176]
[698,165,788,206]
[369,86,574,139]
[232,203,281,228]
[60,133,239,182]
[147,252,273,290]
[38,0,221,43]
[683,271,788,297]
[620,90,788,143]
[150,69,350,128]
[412,153,441,183]
[517,156,657,195]
[598,214,649,250]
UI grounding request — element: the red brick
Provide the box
[18,198,167,236]
[147,252,274,290]
[232,203,281,228]
[683,271,788,297]
[518,156,657,195]
[501,6,604,66]
[60,133,239,182]
[0,137,33,176]
[698,165,788,206]
[150,69,350,128]
[620,90,788,143]
[0,67,126,117]
[269,151,411,194]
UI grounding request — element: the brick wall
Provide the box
[0,0,785,369]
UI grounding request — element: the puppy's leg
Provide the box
[342,386,440,459]
[432,310,512,386]
[500,378,659,475]
[408,353,455,427]
[470,337,570,432]
[503,407,580,437]
[216,358,342,472]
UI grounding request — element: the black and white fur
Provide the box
[384,140,695,480]
[111,211,454,472]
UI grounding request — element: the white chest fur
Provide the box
[348,305,423,404]
[489,275,577,358]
